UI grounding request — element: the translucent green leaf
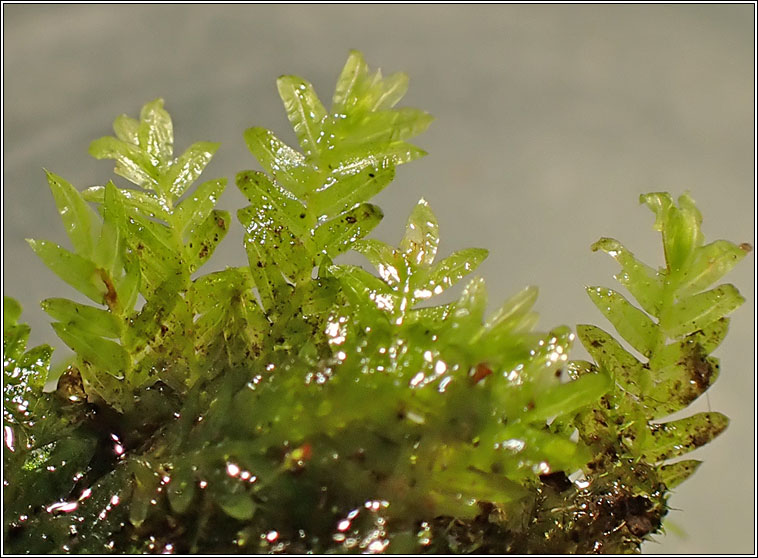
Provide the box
[236,170,309,239]
[641,412,728,461]
[332,50,369,114]
[371,71,409,111]
[92,183,126,275]
[313,203,383,258]
[41,298,121,339]
[495,423,591,479]
[645,320,726,419]
[15,345,53,391]
[577,324,649,397]
[407,303,455,326]
[400,199,439,267]
[526,372,612,423]
[451,277,488,333]
[519,326,575,384]
[276,76,327,158]
[166,141,220,199]
[52,322,129,376]
[336,109,433,147]
[93,217,122,282]
[89,136,158,190]
[309,165,394,220]
[675,240,750,299]
[659,459,702,490]
[125,273,186,349]
[239,210,290,313]
[242,127,313,198]
[116,260,141,315]
[353,239,408,290]
[483,286,539,332]
[118,200,182,292]
[45,170,98,258]
[138,98,174,169]
[412,248,488,301]
[586,286,658,357]
[565,359,599,380]
[641,192,703,273]
[591,237,664,316]
[650,317,729,373]
[167,469,196,514]
[640,192,673,233]
[237,171,313,281]
[329,264,398,315]
[217,491,255,521]
[329,142,426,174]
[113,114,140,144]
[185,210,230,274]
[175,178,227,237]
[27,239,107,303]
[82,185,171,222]
[4,296,22,326]
[649,357,720,420]
[660,284,744,338]
[4,320,31,367]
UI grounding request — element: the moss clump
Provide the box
[3,51,750,554]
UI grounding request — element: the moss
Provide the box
[3,51,750,554]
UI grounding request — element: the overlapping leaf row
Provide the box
[3,298,106,553]
[226,50,613,526]
[26,99,233,408]
[575,193,747,482]
[399,194,749,554]
[497,193,751,553]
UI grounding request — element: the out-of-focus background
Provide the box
[3,5,754,553]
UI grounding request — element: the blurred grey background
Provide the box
[3,5,754,553]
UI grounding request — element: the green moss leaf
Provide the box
[526,371,611,423]
[641,412,729,462]
[675,240,750,299]
[313,203,383,258]
[577,324,649,395]
[45,170,98,258]
[401,199,439,267]
[89,135,158,190]
[4,296,22,326]
[309,165,394,220]
[51,322,129,377]
[640,192,704,274]
[217,491,256,521]
[27,239,107,304]
[276,75,327,159]
[586,286,658,357]
[660,284,744,338]
[658,459,702,490]
[185,209,230,274]
[113,113,140,144]
[138,98,174,171]
[82,184,171,222]
[166,141,220,199]
[41,298,121,339]
[242,127,313,199]
[591,237,664,316]
[175,178,227,237]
